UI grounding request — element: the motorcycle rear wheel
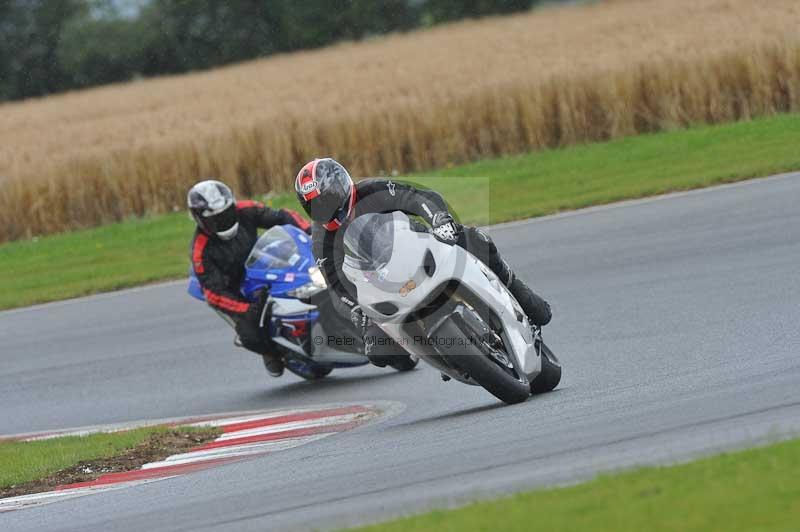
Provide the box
[530,341,561,394]
[290,365,333,380]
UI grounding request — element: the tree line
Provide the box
[0,0,554,102]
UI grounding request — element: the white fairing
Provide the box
[342,212,540,381]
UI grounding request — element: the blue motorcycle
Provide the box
[188,224,375,380]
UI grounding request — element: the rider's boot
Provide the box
[262,353,285,377]
[365,332,416,370]
[509,276,552,327]
[364,336,390,367]
[464,227,552,328]
[494,258,552,327]
[237,333,284,377]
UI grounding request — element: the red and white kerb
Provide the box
[0,404,381,513]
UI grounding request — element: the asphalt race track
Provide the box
[2,173,800,531]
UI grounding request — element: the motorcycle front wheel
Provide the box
[434,318,530,405]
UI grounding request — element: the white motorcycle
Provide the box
[342,212,561,404]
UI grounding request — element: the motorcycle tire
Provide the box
[434,318,530,405]
[282,360,333,381]
[530,341,561,394]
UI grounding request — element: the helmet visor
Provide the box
[203,203,237,235]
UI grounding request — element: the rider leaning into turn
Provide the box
[188,180,311,377]
[294,158,552,367]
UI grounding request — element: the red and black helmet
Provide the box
[295,158,355,231]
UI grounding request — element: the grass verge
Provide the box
[351,438,800,532]
[0,426,219,497]
[1,113,799,310]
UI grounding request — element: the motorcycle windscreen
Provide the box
[246,226,301,269]
[343,212,397,272]
[343,211,431,296]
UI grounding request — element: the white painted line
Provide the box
[0,403,370,441]
[186,407,330,428]
[143,435,331,469]
[214,413,364,441]
[0,478,171,513]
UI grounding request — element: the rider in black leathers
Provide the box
[294,158,551,368]
[188,180,311,376]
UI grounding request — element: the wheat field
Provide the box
[1,0,799,241]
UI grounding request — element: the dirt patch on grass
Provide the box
[0,427,219,499]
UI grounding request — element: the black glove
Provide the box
[245,289,271,328]
[350,305,372,334]
[431,212,460,245]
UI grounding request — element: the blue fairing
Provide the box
[188,225,313,302]
[188,225,365,374]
